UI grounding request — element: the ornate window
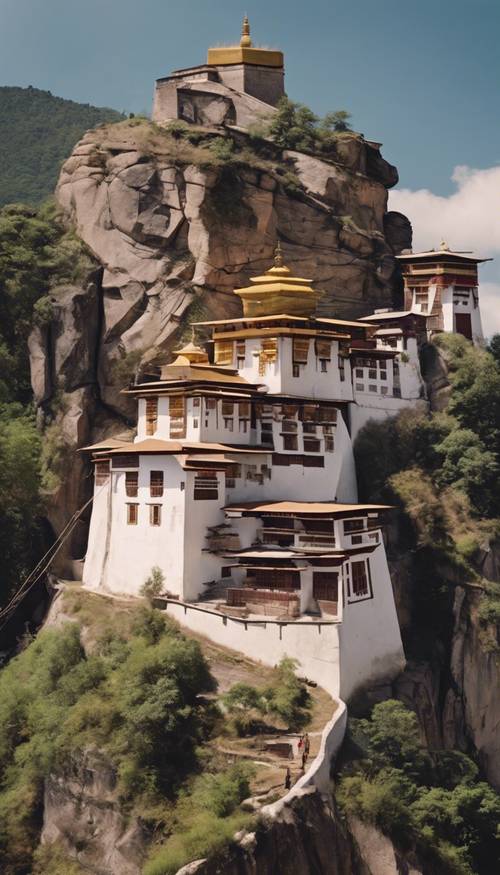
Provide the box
[95,461,110,486]
[169,396,186,438]
[150,470,164,497]
[145,397,158,436]
[125,471,139,497]
[214,341,233,365]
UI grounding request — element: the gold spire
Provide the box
[240,15,252,48]
[440,239,448,251]
[234,250,320,318]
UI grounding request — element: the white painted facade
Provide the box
[80,261,422,701]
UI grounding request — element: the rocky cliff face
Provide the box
[29,119,410,564]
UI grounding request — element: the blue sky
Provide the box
[1,0,498,329]
[1,0,498,194]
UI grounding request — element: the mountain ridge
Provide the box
[0,86,124,206]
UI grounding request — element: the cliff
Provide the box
[28,117,410,566]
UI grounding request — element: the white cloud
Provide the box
[389,166,500,337]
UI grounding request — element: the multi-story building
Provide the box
[81,248,409,698]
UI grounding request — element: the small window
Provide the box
[149,504,161,526]
[351,560,369,597]
[351,534,363,544]
[127,503,138,525]
[320,359,327,372]
[206,398,217,410]
[194,471,218,500]
[145,397,158,436]
[283,434,298,451]
[355,368,364,378]
[303,437,320,453]
[95,461,110,486]
[380,370,387,380]
[222,401,234,417]
[344,518,364,533]
[381,386,388,395]
[192,397,200,408]
[393,387,402,398]
[239,419,248,433]
[125,471,139,497]
[369,385,377,393]
[224,418,234,431]
[355,383,364,392]
[150,470,164,497]
[324,435,334,452]
[369,369,377,380]
[292,363,300,378]
[193,418,199,428]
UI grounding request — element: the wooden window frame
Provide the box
[149,504,162,527]
[127,503,138,525]
[150,470,164,497]
[125,471,139,497]
[145,397,158,436]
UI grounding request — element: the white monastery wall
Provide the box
[161,600,342,697]
[99,457,186,597]
[182,470,226,600]
[337,545,405,700]
[82,478,111,590]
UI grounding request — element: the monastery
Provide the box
[80,21,491,701]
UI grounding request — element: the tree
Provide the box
[140,566,165,603]
[320,110,352,133]
[263,656,312,731]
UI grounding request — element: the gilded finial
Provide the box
[440,239,448,251]
[274,240,284,267]
[240,14,252,48]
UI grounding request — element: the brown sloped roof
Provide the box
[223,500,390,515]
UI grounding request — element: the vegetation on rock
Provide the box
[264,96,353,154]
[222,655,312,734]
[0,201,95,608]
[0,86,124,206]
[0,604,217,873]
[337,700,500,875]
[354,334,500,654]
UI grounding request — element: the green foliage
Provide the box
[141,566,166,603]
[0,86,123,206]
[208,137,235,162]
[223,656,312,733]
[110,348,144,386]
[32,842,85,874]
[143,763,254,875]
[264,656,312,731]
[0,405,43,607]
[0,201,92,401]
[0,613,217,873]
[338,701,500,874]
[267,96,353,154]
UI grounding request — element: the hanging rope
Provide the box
[0,481,107,632]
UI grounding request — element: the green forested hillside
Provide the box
[0,87,124,206]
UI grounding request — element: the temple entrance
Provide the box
[455,312,472,340]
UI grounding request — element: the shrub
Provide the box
[141,566,165,602]
[337,701,500,875]
[263,656,312,731]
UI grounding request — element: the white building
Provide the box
[81,248,408,699]
[397,242,492,346]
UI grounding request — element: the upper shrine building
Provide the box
[153,17,285,127]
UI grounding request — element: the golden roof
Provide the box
[207,16,283,69]
[171,340,210,365]
[234,243,321,318]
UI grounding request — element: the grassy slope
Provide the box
[0,86,124,206]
